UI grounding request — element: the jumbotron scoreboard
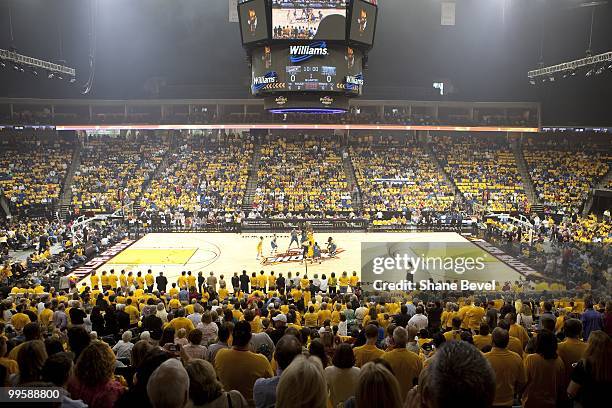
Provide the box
[238,0,378,113]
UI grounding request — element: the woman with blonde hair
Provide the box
[345,360,402,408]
[567,330,612,407]
[68,341,125,408]
[184,359,247,408]
[276,355,328,408]
[517,303,533,330]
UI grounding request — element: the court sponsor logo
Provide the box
[69,239,136,280]
[261,246,345,266]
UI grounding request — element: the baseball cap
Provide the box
[272,313,287,323]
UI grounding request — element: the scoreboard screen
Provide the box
[251,43,363,95]
[348,0,377,46]
[272,0,347,41]
[238,0,270,45]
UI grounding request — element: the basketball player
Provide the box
[346,47,355,69]
[271,234,278,255]
[263,46,272,69]
[247,9,258,35]
[357,9,368,35]
[256,236,264,260]
[289,228,300,249]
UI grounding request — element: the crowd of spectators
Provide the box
[350,136,456,218]
[253,136,354,214]
[0,132,73,214]
[523,136,611,213]
[0,265,610,408]
[71,134,168,213]
[433,134,529,213]
[140,134,252,217]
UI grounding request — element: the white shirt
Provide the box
[407,313,428,331]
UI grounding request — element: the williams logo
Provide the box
[345,74,364,86]
[320,96,334,106]
[289,41,329,63]
[252,71,278,92]
[275,96,288,106]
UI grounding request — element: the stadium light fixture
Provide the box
[47,72,54,79]
[0,48,76,80]
[527,51,612,80]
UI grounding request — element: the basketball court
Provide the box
[82,232,528,290]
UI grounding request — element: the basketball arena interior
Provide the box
[0,1,610,407]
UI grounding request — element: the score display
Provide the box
[251,44,363,94]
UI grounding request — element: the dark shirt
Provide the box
[156,275,168,292]
[70,308,87,325]
[571,359,609,408]
[240,274,250,291]
[116,310,130,332]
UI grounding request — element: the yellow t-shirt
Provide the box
[300,278,310,290]
[473,334,492,351]
[349,275,359,286]
[484,348,525,406]
[522,354,565,408]
[339,276,350,287]
[381,348,422,400]
[125,305,140,325]
[145,273,155,286]
[354,344,384,367]
[304,312,318,327]
[90,274,99,289]
[557,338,587,378]
[109,274,119,289]
[100,274,110,287]
[11,313,31,332]
[166,317,195,334]
[258,275,268,288]
[214,349,273,406]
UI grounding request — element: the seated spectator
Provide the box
[214,320,273,405]
[68,342,126,408]
[254,334,303,408]
[112,331,135,360]
[147,358,190,408]
[276,355,328,408]
[406,340,495,408]
[325,343,360,407]
[182,329,208,360]
[185,359,248,408]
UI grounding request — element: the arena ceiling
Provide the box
[0,0,610,125]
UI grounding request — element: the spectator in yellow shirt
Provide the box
[354,324,384,367]
[381,327,422,400]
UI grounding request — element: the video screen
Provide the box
[251,45,363,94]
[349,0,377,46]
[272,0,347,41]
[238,0,269,45]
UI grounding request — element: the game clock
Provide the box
[251,44,363,95]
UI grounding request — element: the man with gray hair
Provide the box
[147,358,190,408]
[188,303,203,326]
[381,326,423,401]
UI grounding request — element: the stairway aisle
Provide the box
[57,142,82,220]
[341,147,363,212]
[421,141,467,207]
[242,148,262,212]
[511,141,542,213]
